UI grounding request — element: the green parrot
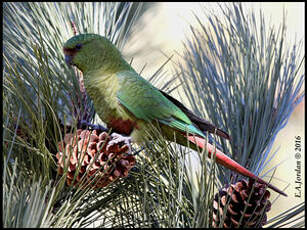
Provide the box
[63,33,286,196]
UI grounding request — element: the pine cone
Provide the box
[212,179,271,228]
[56,128,136,189]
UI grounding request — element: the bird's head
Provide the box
[63,33,124,73]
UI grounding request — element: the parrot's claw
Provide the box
[78,120,108,132]
[107,133,132,153]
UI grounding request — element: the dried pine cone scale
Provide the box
[56,128,136,189]
[212,179,271,228]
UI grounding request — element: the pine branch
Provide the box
[177,2,304,186]
[3,2,149,228]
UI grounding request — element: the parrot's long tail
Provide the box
[187,135,287,196]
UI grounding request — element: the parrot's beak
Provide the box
[65,54,74,66]
[63,47,77,66]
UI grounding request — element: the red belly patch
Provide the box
[107,117,138,135]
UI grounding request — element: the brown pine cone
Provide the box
[212,179,271,228]
[56,129,136,189]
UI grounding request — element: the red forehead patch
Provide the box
[63,47,77,56]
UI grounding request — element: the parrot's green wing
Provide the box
[116,71,205,137]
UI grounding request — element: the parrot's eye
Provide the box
[75,44,82,50]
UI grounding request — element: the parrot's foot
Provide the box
[78,120,108,132]
[107,132,132,153]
